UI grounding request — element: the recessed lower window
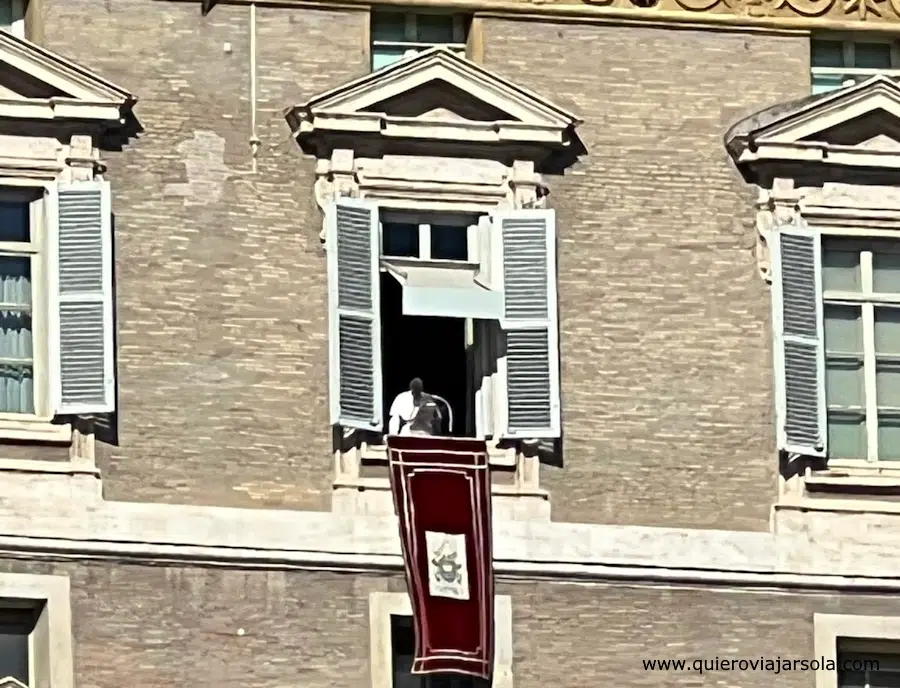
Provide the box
[838,647,897,688]
[811,37,900,94]
[0,0,25,39]
[370,9,470,71]
[391,615,484,688]
[0,605,37,687]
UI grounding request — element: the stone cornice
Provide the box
[167,0,900,34]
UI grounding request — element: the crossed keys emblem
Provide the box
[431,539,463,585]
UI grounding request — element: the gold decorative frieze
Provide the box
[172,0,900,32]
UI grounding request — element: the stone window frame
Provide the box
[368,591,513,688]
[0,572,75,688]
[814,613,900,688]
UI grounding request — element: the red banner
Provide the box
[387,435,495,680]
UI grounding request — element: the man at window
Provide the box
[389,378,442,436]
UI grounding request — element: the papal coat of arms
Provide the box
[424,531,470,601]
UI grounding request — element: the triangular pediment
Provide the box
[0,30,134,121]
[286,47,580,146]
[0,677,27,688]
[726,76,900,164]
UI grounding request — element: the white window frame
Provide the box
[368,592,513,688]
[0,573,74,688]
[0,184,69,443]
[370,10,468,69]
[821,232,900,470]
[810,35,900,91]
[0,0,26,39]
[814,613,900,688]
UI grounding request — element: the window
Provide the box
[811,38,900,94]
[822,238,900,463]
[838,648,897,688]
[382,211,473,262]
[772,230,900,465]
[391,616,480,688]
[0,182,116,442]
[0,573,75,688]
[327,199,561,443]
[0,0,25,39]
[371,10,470,71]
[815,614,900,688]
[369,592,513,688]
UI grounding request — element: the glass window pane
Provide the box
[372,47,416,71]
[879,417,900,460]
[0,256,33,415]
[875,308,900,354]
[855,42,893,69]
[431,225,468,261]
[0,1,12,27]
[877,361,900,407]
[827,412,867,460]
[840,670,868,688]
[415,14,456,43]
[872,668,900,688]
[371,11,407,42]
[0,608,34,686]
[826,357,864,408]
[874,250,900,293]
[0,201,29,244]
[825,304,863,353]
[812,40,845,68]
[382,223,419,258]
[823,246,861,292]
[812,75,845,94]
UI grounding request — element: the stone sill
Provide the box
[777,495,900,517]
[333,475,549,500]
[361,441,517,467]
[0,417,71,444]
[806,473,900,490]
[0,458,98,476]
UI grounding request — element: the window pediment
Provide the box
[0,31,134,122]
[285,47,581,149]
[726,75,900,176]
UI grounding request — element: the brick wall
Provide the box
[482,19,811,530]
[32,1,813,527]
[38,0,369,509]
[2,557,898,688]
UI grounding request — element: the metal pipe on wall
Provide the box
[249,2,260,173]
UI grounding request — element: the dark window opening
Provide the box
[380,273,472,437]
[0,604,38,686]
[391,615,484,688]
[430,225,468,261]
[383,222,420,258]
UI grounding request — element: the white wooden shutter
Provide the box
[47,181,115,415]
[495,209,561,439]
[327,198,383,430]
[770,224,826,457]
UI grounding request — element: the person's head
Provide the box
[409,377,424,400]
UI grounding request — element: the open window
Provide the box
[326,198,561,442]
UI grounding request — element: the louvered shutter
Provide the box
[46,181,115,415]
[770,224,826,457]
[327,198,383,430]
[495,209,561,439]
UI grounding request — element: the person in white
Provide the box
[388,377,442,436]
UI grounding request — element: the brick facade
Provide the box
[29,1,811,529]
[0,556,894,688]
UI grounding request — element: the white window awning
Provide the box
[383,259,503,319]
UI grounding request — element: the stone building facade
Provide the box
[0,0,897,687]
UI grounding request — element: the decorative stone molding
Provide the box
[179,0,900,33]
